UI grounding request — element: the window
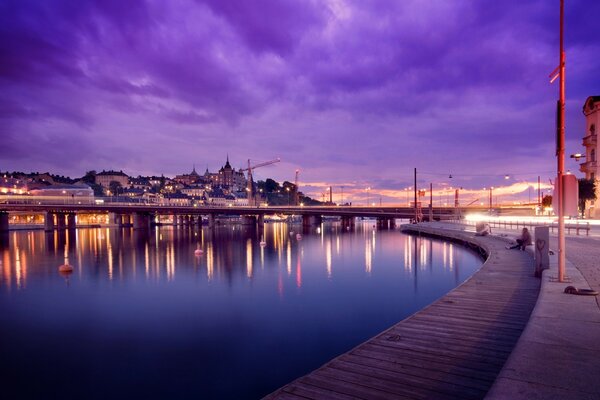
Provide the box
[592,173,595,181]
[592,149,596,162]
[591,124,596,136]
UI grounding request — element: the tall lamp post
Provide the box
[554,0,566,281]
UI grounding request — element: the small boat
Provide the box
[259,235,267,246]
[194,248,204,256]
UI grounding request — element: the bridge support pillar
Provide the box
[0,212,9,233]
[341,216,355,230]
[302,215,322,227]
[55,213,67,230]
[171,215,178,226]
[109,213,123,227]
[133,212,151,230]
[257,214,264,227]
[208,214,216,229]
[45,212,55,231]
[178,215,184,226]
[67,213,77,230]
[389,218,397,229]
[242,215,257,226]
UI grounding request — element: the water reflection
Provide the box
[0,222,482,399]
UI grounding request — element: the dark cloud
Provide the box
[0,0,598,198]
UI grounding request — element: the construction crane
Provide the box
[242,158,280,206]
[294,169,300,206]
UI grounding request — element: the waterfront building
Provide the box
[96,170,129,188]
[28,183,94,199]
[580,96,600,217]
[159,192,191,206]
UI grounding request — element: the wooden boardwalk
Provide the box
[264,225,540,400]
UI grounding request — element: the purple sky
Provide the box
[1,0,599,204]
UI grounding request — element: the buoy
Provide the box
[296,234,302,240]
[289,231,294,236]
[58,264,73,273]
[194,249,204,256]
[260,241,267,246]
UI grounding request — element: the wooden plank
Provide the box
[314,367,466,400]
[299,373,411,400]
[340,353,492,392]
[282,382,360,400]
[360,342,505,374]
[351,346,498,382]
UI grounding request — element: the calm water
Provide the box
[0,222,482,399]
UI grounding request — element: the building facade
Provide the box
[96,170,129,188]
[579,96,600,217]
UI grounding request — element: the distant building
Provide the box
[216,156,247,191]
[128,176,152,191]
[0,176,27,194]
[180,184,208,198]
[29,183,94,198]
[159,192,191,206]
[580,96,600,217]
[96,170,129,188]
[174,166,202,186]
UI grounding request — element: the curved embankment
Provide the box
[264,224,540,400]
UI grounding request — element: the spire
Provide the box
[224,154,232,169]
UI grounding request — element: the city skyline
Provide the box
[1,0,598,201]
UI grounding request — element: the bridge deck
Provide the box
[264,225,540,400]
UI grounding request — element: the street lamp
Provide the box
[286,187,290,206]
[570,153,585,162]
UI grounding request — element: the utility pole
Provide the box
[538,176,541,209]
[429,183,433,222]
[557,0,566,281]
[414,168,417,222]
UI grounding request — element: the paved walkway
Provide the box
[265,224,540,399]
[486,234,600,399]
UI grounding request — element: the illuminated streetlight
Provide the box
[570,153,585,162]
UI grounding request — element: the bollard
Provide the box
[534,226,550,278]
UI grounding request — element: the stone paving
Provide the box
[484,229,600,399]
[561,236,600,309]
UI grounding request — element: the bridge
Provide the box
[0,201,533,233]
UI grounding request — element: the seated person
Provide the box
[475,222,491,236]
[506,227,532,250]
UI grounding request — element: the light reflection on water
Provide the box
[0,222,481,399]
